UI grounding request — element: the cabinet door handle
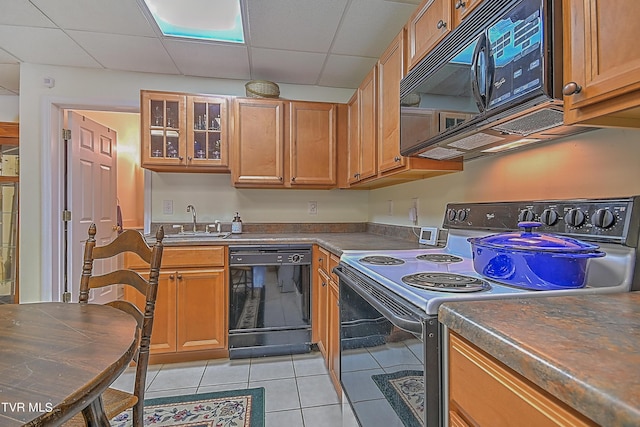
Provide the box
[169,274,175,279]
[291,177,296,182]
[455,0,466,9]
[394,156,401,162]
[178,156,184,161]
[318,257,324,262]
[177,274,183,280]
[322,281,327,287]
[437,20,447,29]
[562,82,582,96]
[279,176,283,181]
[187,156,192,161]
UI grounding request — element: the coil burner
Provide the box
[401,272,491,292]
[359,256,405,266]
[416,254,463,263]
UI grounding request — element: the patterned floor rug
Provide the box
[110,388,265,427]
[371,370,424,427]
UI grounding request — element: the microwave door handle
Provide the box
[470,33,488,111]
[486,38,496,108]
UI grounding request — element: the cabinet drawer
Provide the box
[126,246,226,269]
[449,332,597,426]
[318,246,330,273]
[329,253,340,283]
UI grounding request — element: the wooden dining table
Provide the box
[0,302,139,426]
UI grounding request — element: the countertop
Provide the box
[439,292,640,427]
[150,231,425,254]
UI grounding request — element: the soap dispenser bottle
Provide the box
[231,212,243,234]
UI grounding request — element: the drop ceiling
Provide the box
[0,0,421,96]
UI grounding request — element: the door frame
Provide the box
[40,96,150,301]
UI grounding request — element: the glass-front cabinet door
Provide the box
[141,91,187,169]
[140,91,229,172]
[186,95,228,169]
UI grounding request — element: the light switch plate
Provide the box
[419,226,438,245]
[162,200,173,215]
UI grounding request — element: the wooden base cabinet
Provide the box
[312,245,341,395]
[448,331,597,427]
[125,246,228,362]
[563,0,640,127]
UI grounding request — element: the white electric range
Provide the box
[335,196,640,427]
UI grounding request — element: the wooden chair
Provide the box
[66,223,164,427]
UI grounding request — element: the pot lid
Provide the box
[468,221,601,253]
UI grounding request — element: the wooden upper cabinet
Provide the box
[186,95,229,169]
[563,0,640,127]
[140,91,187,169]
[378,30,407,174]
[231,98,286,187]
[140,90,229,172]
[407,0,452,70]
[348,66,378,186]
[289,101,337,188]
[452,0,483,28]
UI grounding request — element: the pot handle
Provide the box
[551,250,607,259]
[518,221,542,233]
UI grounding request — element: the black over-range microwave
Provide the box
[400,0,590,161]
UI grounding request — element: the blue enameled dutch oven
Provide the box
[468,221,606,290]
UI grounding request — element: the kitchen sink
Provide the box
[164,231,231,239]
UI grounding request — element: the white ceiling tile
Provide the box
[319,55,377,89]
[0,25,102,68]
[332,0,417,57]
[0,64,20,92]
[31,0,156,37]
[164,40,250,80]
[247,0,348,52]
[0,1,56,27]
[67,31,180,75]
[250,48,326,85]
[0,48,19,64]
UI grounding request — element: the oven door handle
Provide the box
[333,265,424,336]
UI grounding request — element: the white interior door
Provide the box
[67,111,118,304]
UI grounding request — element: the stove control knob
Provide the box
[518,209,536,222]
[457,209,467,221]
[564,208,586,227]
[447,209,457,221]
[592,208,616,229]
[540,208,559,226]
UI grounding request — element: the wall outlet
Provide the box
[162,199,173,215]
[308,201,318,215]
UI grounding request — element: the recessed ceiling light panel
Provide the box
[143,0,245,43]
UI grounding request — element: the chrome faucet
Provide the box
[186,204,197,232]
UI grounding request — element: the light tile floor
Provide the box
[111,351,358,427]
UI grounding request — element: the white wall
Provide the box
[369,128,640,228]
[17,61,640,302]
[18,63,356,302]
[0,95,19,121]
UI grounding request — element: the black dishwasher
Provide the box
[228,245,312,358]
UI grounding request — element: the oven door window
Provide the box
[340,283,425,426]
